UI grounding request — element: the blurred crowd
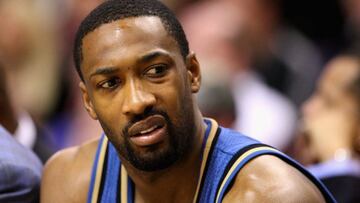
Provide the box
[0,0,360,202]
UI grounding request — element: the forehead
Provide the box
[81,16,180,75]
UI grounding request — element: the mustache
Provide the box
[122,109,170,136]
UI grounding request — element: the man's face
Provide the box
[302,57,360,156]
[79,16,200,171]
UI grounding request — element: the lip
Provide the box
[128,115,167,147]
[129,126,167,147]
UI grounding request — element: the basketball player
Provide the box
[41,0,335,202]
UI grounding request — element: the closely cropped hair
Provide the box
[73,0,189,81]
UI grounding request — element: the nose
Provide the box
[121,79,156,116]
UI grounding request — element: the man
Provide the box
[1,81,55,164]
[0,55,43,203]
[0,1,57,163]
[41,0,334,202]
[301,54,360,202]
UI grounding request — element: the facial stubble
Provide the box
[99,90,196,171]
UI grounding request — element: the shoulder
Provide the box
[215,127,259,153]
[0,126,43,202]
[41,138,100,203]
[223,155,326,203]
[0,126,42,173]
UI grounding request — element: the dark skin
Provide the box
[41,16,325,203]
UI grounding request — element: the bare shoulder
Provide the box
[41,138,100,203]
[223,155,326,203]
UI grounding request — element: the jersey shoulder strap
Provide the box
[87,134,108,203]
[87,135,123,203]
[214,144,337,203]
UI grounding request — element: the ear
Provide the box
[185,52,201,93]
[79,82,98,120]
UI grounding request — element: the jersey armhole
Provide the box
[215,145,336,203]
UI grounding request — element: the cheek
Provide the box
[91,95,125,132]
[152,80,191,128]
[95,106,127,148]
[156,76,188,109]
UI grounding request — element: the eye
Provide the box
[98,77,121,89]
[144,64,168,78]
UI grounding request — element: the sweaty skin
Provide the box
[41,16,325,203]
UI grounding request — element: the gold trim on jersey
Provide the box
[121,165,128,203]
[192,118,219,203]
[215,146,279,203]
[90,136,109,203]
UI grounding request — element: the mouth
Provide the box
[137,125,162,135]
[128,115,167,147]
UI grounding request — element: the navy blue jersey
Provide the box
[87,119,335,203]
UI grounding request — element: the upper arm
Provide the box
[223,155,326,203]
[41,139,99,203]
[41,145,95,203]
[41,148,77,203]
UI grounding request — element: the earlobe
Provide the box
[186,52,201,93]
[79,82,98,120]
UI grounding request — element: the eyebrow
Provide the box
[90,66,119,78]
[138,50,171,64]
[89,50,172,78]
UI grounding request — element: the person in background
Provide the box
[224,0,324,107]
[0,0,58,162]
[180,0,297,150]
[342,0,360,54]
[0,62,42,203]
[0,126,43,203]
[0,60,17,136]
[0,0,60,119]
[0,58,56,163]
[196,62,236,128]
[300,54,360,202]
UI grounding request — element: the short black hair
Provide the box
[73,0,189,81]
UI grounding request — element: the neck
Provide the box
[122,111,206,203]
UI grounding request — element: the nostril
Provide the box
[130,105,156,123]
[143,106,154,116]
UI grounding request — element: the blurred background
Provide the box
[0,0,359,202]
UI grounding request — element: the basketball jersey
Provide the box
[87,118,336,203]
